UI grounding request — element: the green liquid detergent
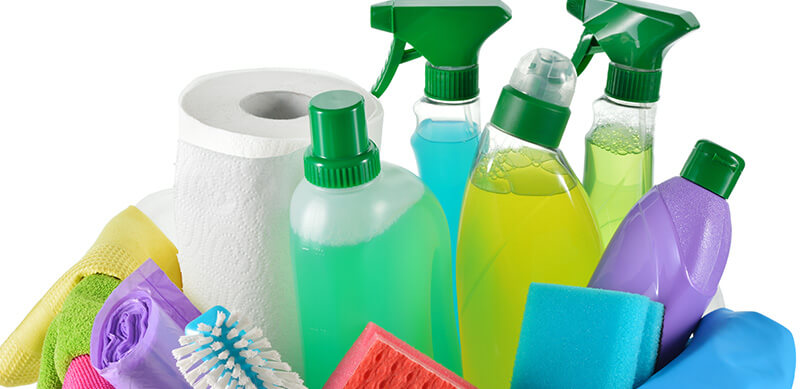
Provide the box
[584,123,653,243]
[290,91,460,388]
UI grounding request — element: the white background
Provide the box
[0,0,800,387]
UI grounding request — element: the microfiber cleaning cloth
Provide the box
[324,322,474,389]
[38,274,120,389]
[62,355,113,389]
[512,283,664,389]
[91,259,201,389]
[640,308,796,389]
[0,206,181,386]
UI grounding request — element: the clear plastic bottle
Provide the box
[370,1,511,331]
[457,49,603,389]
[584,96,655,244]
[290,90,460,388]
[567,0,700,248]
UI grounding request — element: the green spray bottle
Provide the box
[568,0,699,245]
[370,1,511,325]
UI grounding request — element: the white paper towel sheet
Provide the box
[175,69,383,375]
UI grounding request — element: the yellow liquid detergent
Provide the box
[457,148,603,389]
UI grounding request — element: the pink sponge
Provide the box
[324,322,475,389]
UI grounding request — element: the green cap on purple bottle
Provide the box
[681,140,744,199]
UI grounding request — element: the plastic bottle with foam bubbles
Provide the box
[456,49,602,389]
[289,90,460,388]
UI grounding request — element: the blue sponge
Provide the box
[512,283,664,389]
[636,301,664,384]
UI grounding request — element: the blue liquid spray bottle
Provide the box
[370,0,511,321]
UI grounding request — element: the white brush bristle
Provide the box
[243,327,263,341]
[247,338,270,351]
[173,308,307,389]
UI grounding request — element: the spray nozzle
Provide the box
[370,0,511,101]
[567,0,699,103]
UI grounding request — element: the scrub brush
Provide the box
[172,305,306,389]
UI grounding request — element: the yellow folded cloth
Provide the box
[0,206,181,386]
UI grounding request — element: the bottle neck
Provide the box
[602,95,656,109]
[422,95,479,106]
[588,94,657,151]
[414,96,481,142]
[487,122,560,153]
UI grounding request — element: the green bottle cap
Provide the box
[370,0,511,101]
[304,90,381,189]
[424,63,479,101]
[605,64,663,103]
[680,140,745,199]
[490,49,575,149]
[567,0,699,103]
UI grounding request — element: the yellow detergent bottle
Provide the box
[457,49,603,389]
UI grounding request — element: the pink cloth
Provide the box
[63,355,114,389]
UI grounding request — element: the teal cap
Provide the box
[681,140,745,199]
[304,90,381,188]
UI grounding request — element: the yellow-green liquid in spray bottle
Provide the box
[457,49,602,389]
[584,110,654,244]
[567,0,700,246]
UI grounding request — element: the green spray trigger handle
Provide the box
[370,0,511,101]
[567,0,699,102]
[568,0,699,73]
[571,33,604,75]
[372,38,422,97]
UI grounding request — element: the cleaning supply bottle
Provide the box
[289,90,460,388]
[568,0,700,246]
[589,140,745,369]
[370,0,511,319]
[456,49,603,389]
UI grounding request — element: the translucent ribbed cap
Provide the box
[510,49,576,107]
[490,49,576,148]
[681,140,744,199]
[304,90,380,188]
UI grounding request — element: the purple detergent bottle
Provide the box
[589,140,745,369]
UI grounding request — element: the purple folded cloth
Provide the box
[91,259,201,388]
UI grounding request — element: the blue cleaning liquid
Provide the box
[411,119,480,328]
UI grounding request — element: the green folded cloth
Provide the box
[38,274,120,389]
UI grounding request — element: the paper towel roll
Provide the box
[174,68,383,376]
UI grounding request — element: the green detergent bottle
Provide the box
[568,0,699,245]
[290,90,460,388]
